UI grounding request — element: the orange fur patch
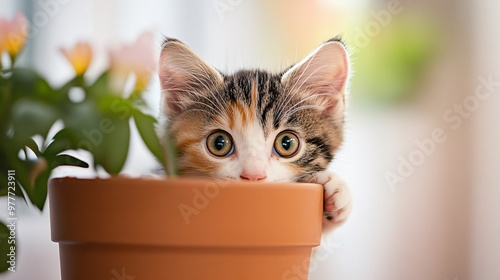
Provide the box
[235,102,248,124]
[288,164,308,174]
[250,77,257,118]
[225,101,253,129]
[185,149,218,173]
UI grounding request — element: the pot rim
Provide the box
[49,177,323,248]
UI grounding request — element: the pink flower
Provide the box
[0,13,28,57]
[109,32,157,94]
[61,42,93,76]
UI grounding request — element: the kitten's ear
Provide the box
[159,38,223,115]
[281,39,349,118]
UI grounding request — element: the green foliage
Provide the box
[133,110,168,171]
[349,16,440,106]
[0,57,171,272]
[0,25,173,273]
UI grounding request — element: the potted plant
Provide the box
[0,13,323,279]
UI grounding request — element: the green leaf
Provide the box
[11,99,59,145]
[52,154,89,168]
[10,68,41,97]
[132,110,165,164]
[43,129,78,157]
[17,159,51,211]
[57,76,83,94]
[10,68,55,101]
[61,99,101,134]
[44,134,90,170]
[87,71,112,98]
[94,116,130,175]
[0,221,13,272]
[1,68,12,75]
[25,138,41,157]
[30,164,50,211]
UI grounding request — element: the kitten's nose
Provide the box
[240,172,267,181]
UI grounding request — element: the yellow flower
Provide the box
[0,13,29,57]
[109,32,157,94]
[61,42,93,76]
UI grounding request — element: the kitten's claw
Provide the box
[310,171,352,232]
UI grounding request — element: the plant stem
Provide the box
[164,131,178,177]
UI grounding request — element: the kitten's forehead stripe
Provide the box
[256,72,269,113]
[250,77,258,114]
[226,78,236,102]
[235,101,249,125]
[227,106,236,129]
[259,76,281,133]
[234,71,252,106]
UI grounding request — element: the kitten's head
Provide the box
[158,38,349,182]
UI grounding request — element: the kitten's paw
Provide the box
[311,171,352,232]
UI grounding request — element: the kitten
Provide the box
[157,38,352,232]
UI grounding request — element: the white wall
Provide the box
[470,0,500,279]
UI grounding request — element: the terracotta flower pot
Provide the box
[49,177,323,280]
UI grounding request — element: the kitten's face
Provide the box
[158,38,349,182]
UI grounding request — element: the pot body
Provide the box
[49,177,323,280]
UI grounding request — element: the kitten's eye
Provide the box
[274,131,300,158]
[206,130,234,157]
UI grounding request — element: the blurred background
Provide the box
[0,0,499,279]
